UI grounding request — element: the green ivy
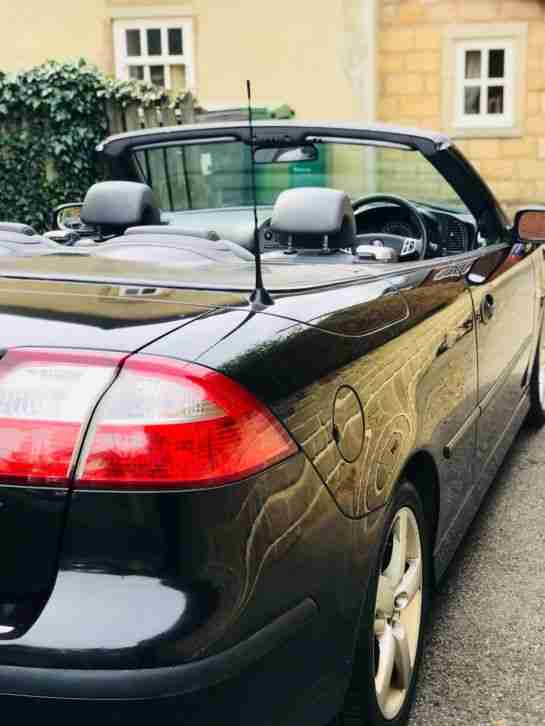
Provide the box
[0,59,191,230]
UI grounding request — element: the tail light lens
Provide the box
[0,349,123,486]
[76,356,297,489]
[0,350,296,490]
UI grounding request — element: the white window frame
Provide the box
[113,18,195,91]
[455,41,514,129]
[443,23,527,139]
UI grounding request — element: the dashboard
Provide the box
[354,203,477,257]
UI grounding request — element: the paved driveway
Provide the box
[410,424,545,726]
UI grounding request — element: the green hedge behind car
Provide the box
[0,59,190,231]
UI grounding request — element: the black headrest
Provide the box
[270,187,356,250]
[81,181,161,233]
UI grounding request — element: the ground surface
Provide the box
[409,424,545,726]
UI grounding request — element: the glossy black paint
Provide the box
[0,487,67,635]
[0,455,353,663]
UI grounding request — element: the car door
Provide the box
[426,143,540,495]
[466,241,537,495]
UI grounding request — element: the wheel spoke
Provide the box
[393,623,412,690]
[394,556,422,608]
[376,574,396,618]
[375,625,395,710]
[384,509,408,586]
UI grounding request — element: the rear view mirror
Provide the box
[514,207,545,243]
[253,145,318,164]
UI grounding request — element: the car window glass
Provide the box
[133,141,468,215]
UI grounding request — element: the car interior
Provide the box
[0,138,482,266]
[79,182,479,269]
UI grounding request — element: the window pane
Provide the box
[126,30,141,57]
[134,147,190,211]
[147,28,162,56]
[128,65,144,81]
[150,65,165,86]
[487,86,504,114]
[168,28,183,55]
[167,147,190,209]
[489,49,505,79]
[465,50,481,79]
[464,86,481,114]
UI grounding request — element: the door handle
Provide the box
[480,293,495,324]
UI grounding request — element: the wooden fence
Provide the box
[104,91,197,135]
[104,94,295,135]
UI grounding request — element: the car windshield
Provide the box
[132,139,468,214]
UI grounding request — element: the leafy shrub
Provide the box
[0,59,189,230]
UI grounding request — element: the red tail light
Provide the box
[76,356,296,489]
[76,356,297,489]
[0,349,123,486]
[0,350,296,490]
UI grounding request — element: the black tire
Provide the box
[527,331,545,427]
[340,480,432,726]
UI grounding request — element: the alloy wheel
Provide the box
[373,507,423,720]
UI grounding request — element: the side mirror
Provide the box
[514,207,545,244]
[52,203,84,231]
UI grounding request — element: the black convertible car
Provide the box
[0,121,544,726]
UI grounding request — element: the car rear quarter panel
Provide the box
[198,264,477,549]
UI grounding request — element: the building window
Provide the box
[443,23,527,138]
[455,42,513,129]
[113,19,194,91]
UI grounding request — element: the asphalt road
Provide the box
[409,423,545,726]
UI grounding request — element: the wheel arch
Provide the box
[401,449,440,579]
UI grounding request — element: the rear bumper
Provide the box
[0,598,316,701]
[0,454,361,725]
[0,598,342,726]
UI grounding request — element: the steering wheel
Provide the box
[351,194,428,260]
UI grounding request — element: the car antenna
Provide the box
[246,80,274,309]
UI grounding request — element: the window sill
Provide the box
[108,5,193,20]
[447,125,523,140]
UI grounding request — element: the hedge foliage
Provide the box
[0,59,190,230]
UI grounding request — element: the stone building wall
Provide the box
[378,0,545,214]
[0,0,375,123]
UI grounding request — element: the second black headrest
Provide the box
[81,181,161,231]
[270,187,356,249]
